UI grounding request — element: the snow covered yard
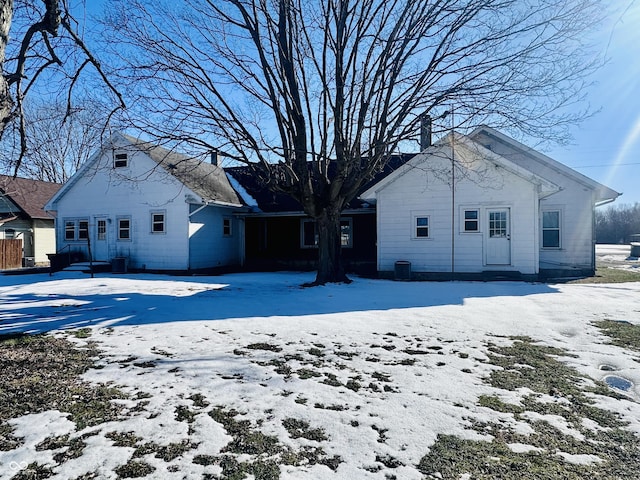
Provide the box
[1,262,640,479]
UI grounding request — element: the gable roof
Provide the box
[360,131,560,201]
[47,133,242,209]
[119,134,242,207]
[226,154,415,214]
[0,175,61,219]
[469,126,621,204]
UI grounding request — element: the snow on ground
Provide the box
[596,243,640,272]
[0,247,639,478]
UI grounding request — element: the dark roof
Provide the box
[0,175,61,219]
[121,134,242,206]
[226,154,416,213]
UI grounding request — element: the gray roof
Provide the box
[120,134,242,206]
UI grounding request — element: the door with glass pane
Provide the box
[93,217,109,261]
[486,208,511,265]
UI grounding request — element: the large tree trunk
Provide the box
[314,207,350,285]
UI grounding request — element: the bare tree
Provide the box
[103,0,606,284]
[0,98,109,182]
[0,0,124,171]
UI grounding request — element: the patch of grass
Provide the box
[296,368,322,379]
[175,405,197,423]
[422,336,640,480]
[314,403,347,411]
[568,266,640,284]
[12,462,54,479]
[283,418,328,442]
[210,407,281,456]
[152,439,197,461]
[106,431,143,448]
[70,328,92,339]
[247,343,282,352]
[0,334,128,431]
[321,373,342,387]
[595,319,640,351]
[114,460,155,478]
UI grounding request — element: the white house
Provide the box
[45,133,246,271]
[361,126,620,279]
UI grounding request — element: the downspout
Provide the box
[450,112,455,275]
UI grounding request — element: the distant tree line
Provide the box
[596,203,640,244]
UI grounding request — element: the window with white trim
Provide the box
[64,219,89,241]
[542,210,561,248]
[113,152,128,168]
[151,212,166,234]
[223,217,232,236]
[462,209,479,232]
[414,216,430,238]
[118,217,131,241]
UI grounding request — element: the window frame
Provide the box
[63,219,89,242]
[113,152,129,168]
[412,214,431,239]
[461,208,480,233]
[222,217,232,237]
[117,217,132,241]
[151,211,166,234]
[541,209,561,249]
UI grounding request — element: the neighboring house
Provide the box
[0,175,61,267]
[45,133,245,271]
[360,126,621,279]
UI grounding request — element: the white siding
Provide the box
[188,205,242,269]
[376,151,539,274]
[474,131,596,271]
[53,138,191,270]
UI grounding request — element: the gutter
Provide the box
[188,200,247,217]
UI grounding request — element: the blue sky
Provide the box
[546,2,640,206]
[80,1,639,207]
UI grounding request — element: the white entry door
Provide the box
[486,209,511,265]
[93,217,110,261]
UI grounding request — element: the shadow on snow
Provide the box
[0,271,559,335]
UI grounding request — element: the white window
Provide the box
[414,215,430,239]
[462,209,479,232]
[542,210,561,248]
[118,217,131,240]
[113,152,128,168]
[78,221,89,240]
[65,221,76,241]
[64,219,89,241]
[300,218,353,248]
[151,212,166,233]
[223,217,232,236]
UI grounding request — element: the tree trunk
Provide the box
[0,0,14,139]
[314,208,350,285]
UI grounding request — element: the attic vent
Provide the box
[114,152,128,168]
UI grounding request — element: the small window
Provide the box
[463,209,479,232]
[415,216,430,238]
[4,228,15,239]
[65,221,75,241]
[118,218,131,240]
[114,152,128,168]
[223,218,232,236]
[151,212,165,233]
[78,221,89,240]
[97,220,107,240]
[542,210,561,248]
